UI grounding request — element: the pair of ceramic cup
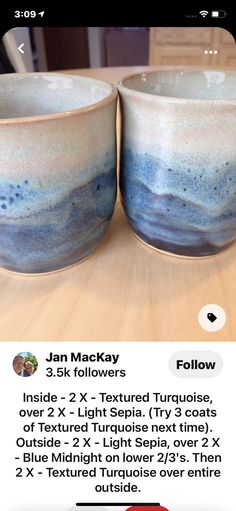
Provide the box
[0,69,236,274]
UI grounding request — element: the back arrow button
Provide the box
[18,43,25,55]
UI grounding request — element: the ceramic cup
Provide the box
[118,69,236,257]
[0,73,117,273]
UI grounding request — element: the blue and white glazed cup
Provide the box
[0,73,117,273]
[118,69,236,257]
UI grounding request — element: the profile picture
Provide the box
[12,352,38,377]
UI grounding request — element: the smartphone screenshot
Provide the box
[0,5,235,511]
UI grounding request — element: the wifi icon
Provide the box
[200,10,209,17]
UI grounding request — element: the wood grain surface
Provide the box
[0,66,235,342]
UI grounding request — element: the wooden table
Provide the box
[0,66,235,342]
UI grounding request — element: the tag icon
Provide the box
[207,312,217,323]
[198,304,226,332]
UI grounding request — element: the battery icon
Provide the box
[211,10,227,17]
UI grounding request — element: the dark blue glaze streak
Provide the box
[120,148,236,256]
[0,167,116,273]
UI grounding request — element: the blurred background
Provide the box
[1,26,236,73]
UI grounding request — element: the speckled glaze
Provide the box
[118,69,236,256]
[0,73,117,273]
